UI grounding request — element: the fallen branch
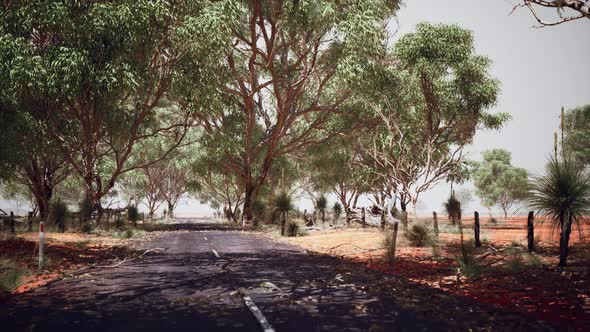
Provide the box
[67,247,166,275]
[327,243,384,252]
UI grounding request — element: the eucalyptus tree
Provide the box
[193,0,400,222]
[365,23,508,215]
[473,149,529,218]
[563,104,590,167]
[0,0,226,221]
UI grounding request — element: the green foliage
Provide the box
[78,196,94,223]
[404,224,433,247]
[0,258,29,292]
[528,155,590,231]
[563,104,590,167]
[473,149,528,217]
[286,222,301,237]
[454,244,482,278]
[81,223,93,234]
[333,202,343,220]
[48,199,69,233]
[127,205,139,223]
[274,192,293,213]
[316,195,328,212]
[444,192,461,222]
[252,200,267,223]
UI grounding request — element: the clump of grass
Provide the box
[0,258,29,292]
[81,223,94,234]
[404,224,433,247]
[286,222,302,237]
[454,244,483,278]
[112,228,144,239]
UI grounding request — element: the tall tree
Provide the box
[366,23,508,215]
[473,149,529,218]
[563,104,590,167]
[0,0,224,221]
[195,0,399,222]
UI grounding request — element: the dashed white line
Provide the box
[211,249,220,258]
[203,236,208,240]
[242,295,275,332]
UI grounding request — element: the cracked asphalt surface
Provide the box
[1,223,557,331]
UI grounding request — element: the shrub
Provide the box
[252,200,267,223]
[78,196,93,223]
[0,259,28,292]
[404,224,433,247]
[48,199,69,233]
[489,217,498,224]
[444,193,461,224]
[127,205,140,227]
[286,222,301,237]
[454,244,483,278]
[81,223,93,234]
[333,202,342,220]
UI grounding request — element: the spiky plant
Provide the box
[404,224,433,247]
[127,205,140,227]
[527,155,590,267]
[48,199,68,233]
[316,194,328,223]
[78,196,93,224]
[444,192,461,225]
[333,202,342,220]
[275,192,293,236]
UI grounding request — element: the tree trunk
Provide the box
[242,183,256,225]
[390,220,399,262]
[526,211,535,252]
[504,209,508,219]
[474,211,481,248]
[558,213,573,267]
[400,201,408,231]
[433,211,439,237]
[167,201,174,220]
[280,211,286,236]
[352,193,360,209]
[380,210,386,231]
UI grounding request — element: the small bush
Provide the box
[48,199,69,233]
[404,224,433,247]
[489,217,498,224]
[114,218,125,229]
[0,259,28,292]
[286,222,301,237]
[127,205,140,226]
[333,202,342,220]
[78,197,94,223]
[454,244,483,278]
[112,228,144,239]
[81,223,93,234]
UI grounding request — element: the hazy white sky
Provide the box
[2,1,588,217]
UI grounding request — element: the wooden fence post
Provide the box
[474,211,481,248]
[433,211,439,237]
[527,211,535,252]
[361,207,366,228]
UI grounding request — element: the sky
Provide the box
[1,1,589,217]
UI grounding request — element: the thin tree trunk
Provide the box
[390,221,399,262]
[361,207,366,228]
[527,211,535,252]
[433,211,439,237]
[474,211,481,248]
[559,213,573,267]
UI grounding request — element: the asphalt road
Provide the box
[1,224,556,331]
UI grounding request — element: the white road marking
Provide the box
[242,295,275,332]
[203,236,208,240]
[211,249,220,258]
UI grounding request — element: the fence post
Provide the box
[527,211,535,252]
[380,210,386,231]
[39,221,45,270]
[474,211,481,248]
[361,207,366,228]
[433,211,439,237]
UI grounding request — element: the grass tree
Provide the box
[528,156,590,267]
[316,195,328,223]
[274,192,293,236]
[333,202,343,221]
